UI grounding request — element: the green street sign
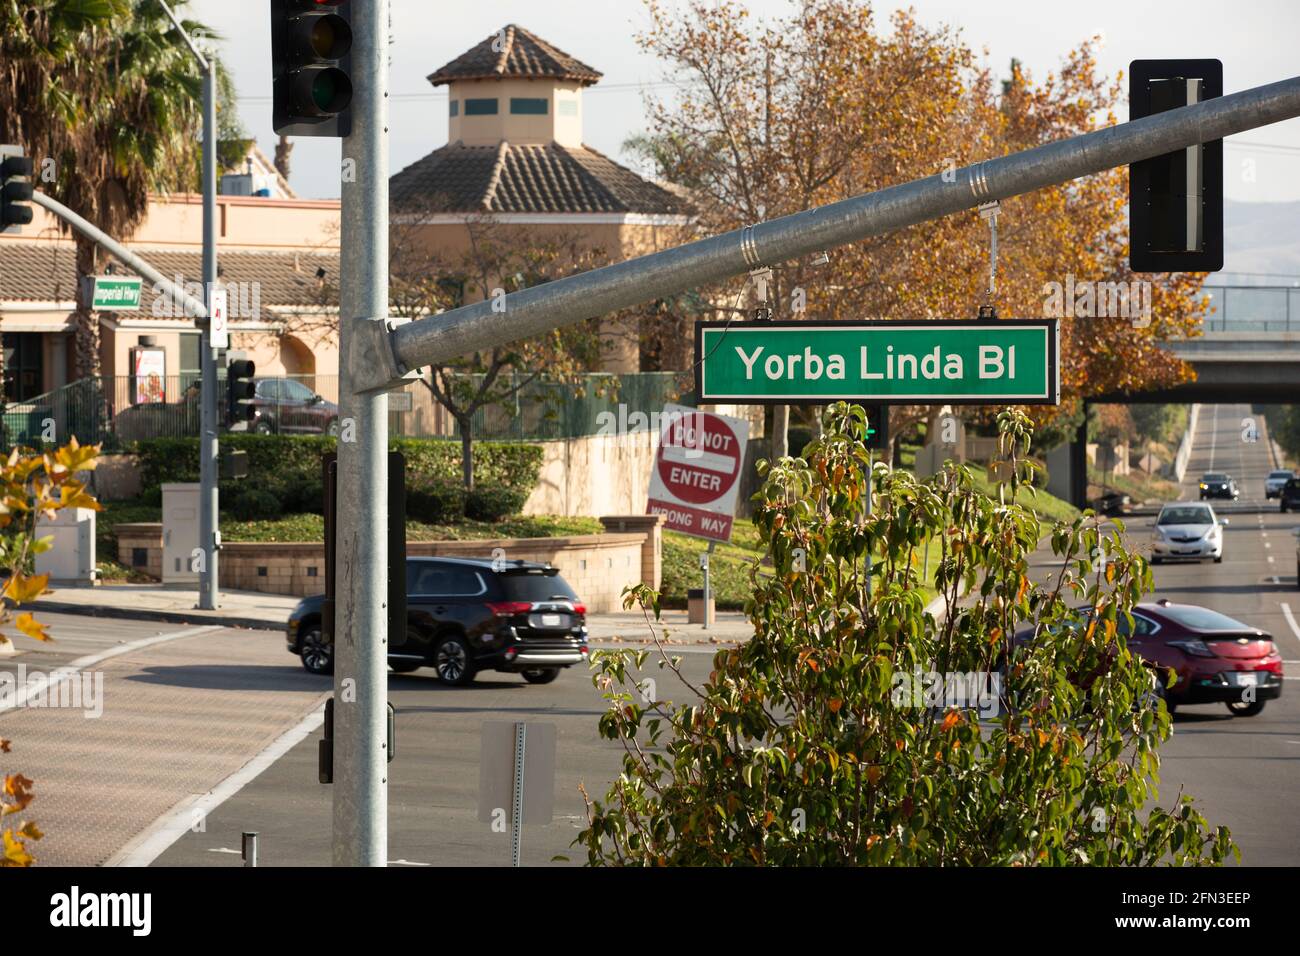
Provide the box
[89,275,142,311]
[695,319,1059,405]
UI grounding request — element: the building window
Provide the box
[557,99,578,117]
[510,98,548,115]
[449,99,459,117]
[464,98,498,116]
[2,333,43,402]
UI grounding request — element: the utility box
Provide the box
[687,588,715,626]
[162,482,201,585]
[35,507,97,585]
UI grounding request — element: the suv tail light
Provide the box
[487,601,532,617]
[573,604,586,616]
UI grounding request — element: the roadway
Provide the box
[3,404,1295,867]
[1130,403,1299,865]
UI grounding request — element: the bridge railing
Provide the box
[1201,285,1300,333]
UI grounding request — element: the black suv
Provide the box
[1198,473,1238,500]
[1280,477,1300,513]
[286,557,589,685]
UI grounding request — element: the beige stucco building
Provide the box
[390,24,694,372]
[0,145,341,409]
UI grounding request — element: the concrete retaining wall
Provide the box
[115,514,664,613]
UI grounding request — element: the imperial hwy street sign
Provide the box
[88,275,143,311]
[695,319,1059,405]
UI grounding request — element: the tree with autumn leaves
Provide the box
[0,439,101,866]
[627,0,1208,457]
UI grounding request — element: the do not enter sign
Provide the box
[647,404,749,542]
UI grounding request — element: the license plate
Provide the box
[541,614,562,627]
[1235,672,1258,686]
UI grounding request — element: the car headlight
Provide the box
[1199,483,1207,489]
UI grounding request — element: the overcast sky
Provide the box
[191,0,1300,204]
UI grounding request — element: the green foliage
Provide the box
[577,403,1235,866]
[406,478,467,525]
[466,485,530,522]
[129,435,544,517]
[1129,404,1189,446]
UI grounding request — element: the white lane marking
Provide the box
[206,847,241,855]
[1281,604,1300,649]
[1267,555,1275,563]
[0,624,224,715]
[1209,404,1218,471]
[1265,542,1272,549]
[1272,576,1281,585]
[105,702,327,867]
[391,859,432,866]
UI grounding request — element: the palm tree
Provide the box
[0,0,216,380]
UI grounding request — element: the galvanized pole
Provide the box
[333,0,390,867]
[198,58,220,610]
[156,0,219,610]
[347,73,1300,393]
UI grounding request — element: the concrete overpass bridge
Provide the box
[1058,285,1300,506]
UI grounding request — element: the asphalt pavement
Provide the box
[4,402,1296,867]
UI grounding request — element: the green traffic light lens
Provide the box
[311,68,352,114]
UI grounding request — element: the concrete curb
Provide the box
[34,600,284,633]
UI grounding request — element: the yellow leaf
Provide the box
[828,698,843,713]
[2,573,48,605]
[941,710,962,732]
[2,830,34,866]
[17,821,43,841]
[15,614,50,643]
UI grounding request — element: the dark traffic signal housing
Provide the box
[270,0,353,137]
[1129,59,1223,273]
[1,145,34,233]
[227,357,257,426]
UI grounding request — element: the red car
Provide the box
[1015,599,1283,717]
[249,377,340,435]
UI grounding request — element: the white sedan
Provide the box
[1150,503,1227,564]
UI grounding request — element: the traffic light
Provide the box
[862,403,889,452]
[1129,59,1223,273]
[227,358,256,426]
[270,0,353,137]
[0,145,34,233]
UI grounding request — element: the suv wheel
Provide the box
[1226,699,1265,717]
[434,634,475,686]
[300,624,332,675]
[254,419,274,435]
[326,417,340,437]
[521,668,560,685]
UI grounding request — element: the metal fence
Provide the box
[1202,285,1300,332]
[0,370,694,450]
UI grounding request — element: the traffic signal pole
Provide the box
[198,56,220,610]
[157,0,219,610]
[346,73,1300,394]
[333,0,390,867]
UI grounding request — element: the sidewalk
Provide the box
[36,583,755,643]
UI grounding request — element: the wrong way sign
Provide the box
[646,404,749,543]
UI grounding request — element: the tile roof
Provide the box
[427,24,602,87]
[390,142,691,217]
[0,243,340,316]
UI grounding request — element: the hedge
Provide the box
[129,435,544,517]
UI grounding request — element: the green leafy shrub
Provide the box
[130,436,544,518]
[405,478,467,524]
[578,404,1235,866]
[466,485,530,521]
[224,486,282,521]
